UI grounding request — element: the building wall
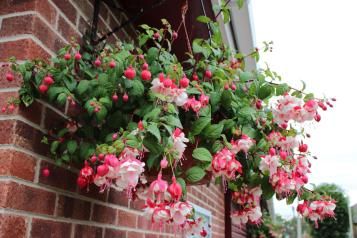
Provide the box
[0,0,226,237]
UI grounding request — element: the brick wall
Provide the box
[0,1,227,238]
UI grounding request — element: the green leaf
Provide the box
[147,123,161,142]
[239,71,254,82]
[99,96,112,109]
[47,87,65,102]
[77,80,90,95]
[146,154,160,170]
[239,106,256,120]
[67,140,77,154]
[186,166,206,183]
[275,83,289,95]
[221,90,232,109]
[262,176,275,199]
[143,134,163,155]
[146,47,159,64]
[79,142,95,159]
[202,124,223,139]
[64,76,77,91]
[286,192,297,205]
[192,39,211,58]
[95,107,108,122]
[191,117,211,135]
[236,0,244,9]
[61,154,70,162]
[164,115,183,128]
[258,84,273,99]
[129,79,145,96]
[192,148,212,162]
[50,141,60,154]
[56,93,67,106]
[196,15,212,24]
[144,107,161,121]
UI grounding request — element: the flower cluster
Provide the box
[211,135,254,180]
[183,93,210,113]
[259,147,311,196]
[297,199,336,225]
[140,174,207,236]
[150,74,188,107]
[272,94,325,127]
[231,186,263,225]
[78,147,145,195]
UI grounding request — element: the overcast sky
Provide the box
[251,0,357,218]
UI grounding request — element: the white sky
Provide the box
[251,0,357,218]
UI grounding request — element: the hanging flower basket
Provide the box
[2,7,337,235]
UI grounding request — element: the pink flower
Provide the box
[152,207,171,223]
[149,173,168,197]
[172,128,189,160]
[259,155,280,176]
[168,177,183,201]
[150,78,188,107]
[170,202,193,225]
[212,148,242,180]
[231,134,255,154]
[199,94,209,107]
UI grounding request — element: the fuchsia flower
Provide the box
[170,202,193,225]
[272,94,322,126]
[259,154,280,176]
[172,128,189,160]
[231,186,263,225]
[297,199,336,225]
[150,76,188,106]
[211,148,242,180]
[149,173,168,197]
[168,177,183,201]
[82,147,145,194]
[231,134,255,154]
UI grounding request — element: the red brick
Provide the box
[0,149,36,181]
[74,224,103,238]
[117,210,137,228]
[13,120,49,156]
[108,189,129,207]
[145,234,158,238]
[0,181,56,215]
[39,161,77,192]
[137,215,152,230]
[0,0,56,25]
[0,91,44,125]
[43,106,66,130]
[72,0,93,19]
[91,204,117,224]
[56,195,91,220]
[57,16,81,42]
[78,16,90,35]
[0,120,15,144]
[0,214,27,238]
[0,39,51,61]
[0,14,65,52]
[51,0,77,23]
[31,219,72,238]
[79,183,108,202]
[127,231,144,238]
[104,229,126,238]
[130,198,145,210]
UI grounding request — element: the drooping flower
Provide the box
[211,148,242,180]
[231,134,255,154]
[172,128,189,160]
